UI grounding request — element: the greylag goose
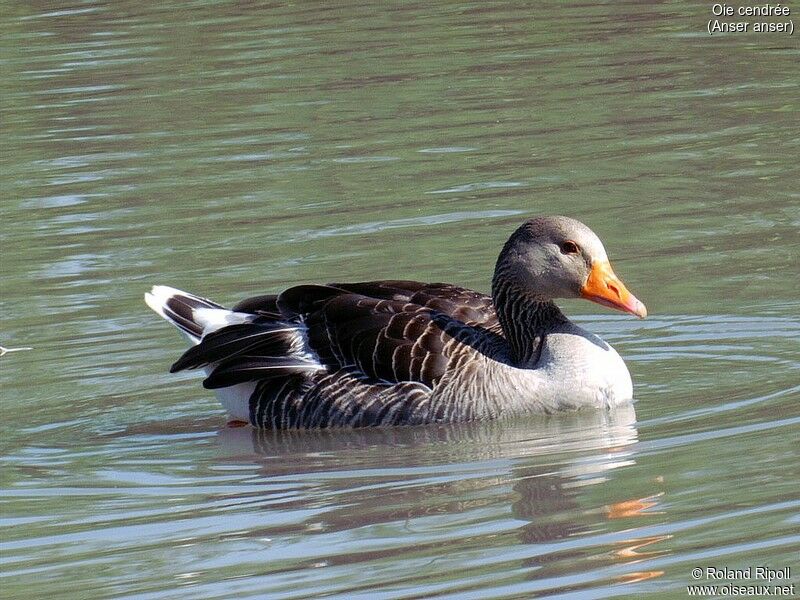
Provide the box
[145,216,646,429]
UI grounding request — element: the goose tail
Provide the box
[145,285,322,424]
[144,285,254,344]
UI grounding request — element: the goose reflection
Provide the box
[216,403,639,469]
[215,405,646,532]
[210,405,666,588]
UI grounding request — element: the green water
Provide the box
[1,1,798,598]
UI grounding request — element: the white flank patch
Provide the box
[210,378,256,421]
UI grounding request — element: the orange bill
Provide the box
[581,261,647,318]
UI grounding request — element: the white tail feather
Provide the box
[145,285,255,344]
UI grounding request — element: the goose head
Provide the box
[492,216,647,318]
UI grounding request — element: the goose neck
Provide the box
[491,279,567,367]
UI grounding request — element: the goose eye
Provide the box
[560,240,580,254]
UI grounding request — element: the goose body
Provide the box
[146,216,646,429]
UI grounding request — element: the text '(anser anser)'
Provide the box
[146,216,646,428]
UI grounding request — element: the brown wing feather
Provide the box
[330,281,497,325]
[231,294,281,318]
[285,281,501,389]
